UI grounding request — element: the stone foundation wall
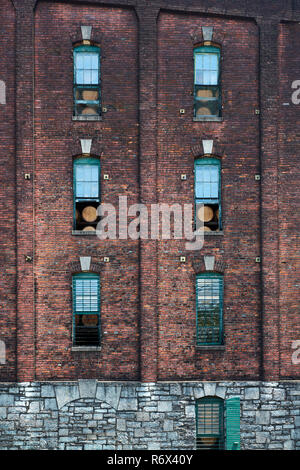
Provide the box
[0,381,299,450]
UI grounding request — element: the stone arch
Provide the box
[54,382,122,449]
[58,397,117,450]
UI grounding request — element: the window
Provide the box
[196,273,223,345]
[73,45,101,117]
[73,158,100,232]
[194,46,221,119]
[195,158,221,232]
[196,397,224,450]
[72,273,100,346]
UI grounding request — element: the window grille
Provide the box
[196,273,223,345]
[196,397,225,450]
[72,273,100,346]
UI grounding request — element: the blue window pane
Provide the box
[76,54,84,69]
[75,52,99,85]
[76,70,83,84]
[83,70,91,85]
[75,278,99,313]
[75,164,99,199]
[195,52,219,85]
[91,54,98,69]
[195,164,219,200]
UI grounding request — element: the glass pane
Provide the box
[83,70,91,85]
[83,54,92,69]
[195,52,219,85]
[91,54,98,69]
[75,164,99,198]
[75,51,99,85]
[75,278,99,313]
[91,70,98,85]
[76,70,83,84]
[76,54,84,69]
[195,164,219,200]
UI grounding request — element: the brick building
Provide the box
[0,0,299,450]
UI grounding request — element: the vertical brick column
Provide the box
[258,19,280,380]
[136,5,159,382]
[13,0,36,381]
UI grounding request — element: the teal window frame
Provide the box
[194,45,221,118]
[73,45,101,117]
[195,397,224,450]
[73,157,101,231]
[194,157,221,231]
[196,272,223,345]
[72,272,101,346]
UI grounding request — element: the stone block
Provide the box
[55,384,79,409]
[245,387,260,400]
[79,380,97,399]
[157,401,172,412]
[118,398,138,411]
[256,411,270,425]
[0,394,14,406]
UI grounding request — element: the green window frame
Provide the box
[73,158,100,231]
[194,157,221,231]
[72,272,101,346]
[196,272,223,345]
[73,45,101,117]
[194,45,221,118]
[196,397,224,450]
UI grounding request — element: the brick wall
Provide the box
[278,22,300,379]
[0,0,299,383]
[34,2,140,380]
[0,0,16,382]
[156,12,261,380]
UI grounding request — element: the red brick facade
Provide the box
[0,0,299,382]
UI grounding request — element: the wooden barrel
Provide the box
[82,314,98,326]
[196,106,211,116]
[215,208,219,220]
[75,208,81,222]
[82,206,97,222]
[82,90,98,101]
[82,106,97,115]
[82,225,96,232]
[197,205,214,222]
[197,89,213,98]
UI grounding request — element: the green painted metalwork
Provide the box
[196,272,223,345]
[73,45,101,117]
[226,397,241,450]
